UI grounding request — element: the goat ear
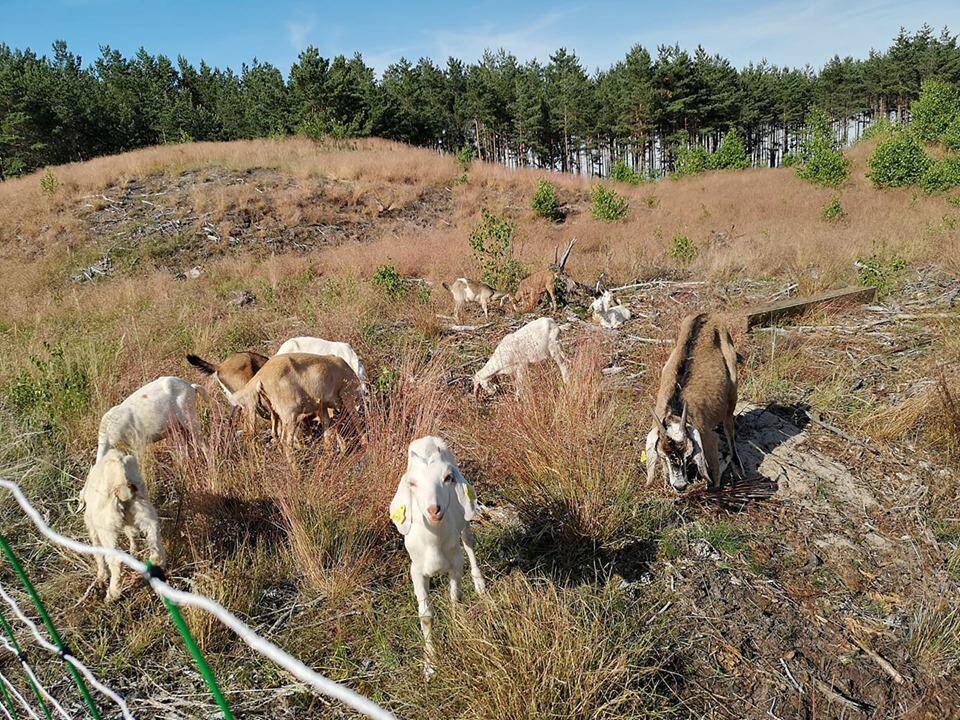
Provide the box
[389,473,413,535]
[689,427,709,480]
[644,427,659,485]
[453,468,478,522]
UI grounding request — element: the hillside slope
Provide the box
[0,138,957,719]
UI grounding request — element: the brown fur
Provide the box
[651,313,741,488]
[186,351,268,395]
[233,353,362,453]
[515,269,557,312]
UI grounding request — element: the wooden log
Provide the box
[743,286,877,329]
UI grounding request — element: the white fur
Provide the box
[472,317,569,395]
[82,449,164,601]
[97,377,205,461]
[275,336,368,387]
[591,291,631,329]
[389,436,485,674]
[645,422,709,492]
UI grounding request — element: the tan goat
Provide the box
[232,353,363,452]
[645,313,743,491]
[186,351,268,406]
[514,268,557,312]
[442,278,511,322]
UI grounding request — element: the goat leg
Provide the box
[461,525,486,594]
[411,569,436,677]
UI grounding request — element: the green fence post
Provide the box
[0,610,48,720]
[0,666,20,720]
[146,563,234,720]
[0,536,100,720]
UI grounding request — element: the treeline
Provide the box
[2,25,960,179]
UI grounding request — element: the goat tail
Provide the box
[185,354,217,375]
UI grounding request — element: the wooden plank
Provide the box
[743,286,877,329]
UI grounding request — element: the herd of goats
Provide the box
[79,271,745,673]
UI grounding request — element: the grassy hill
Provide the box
[0,137,957,718]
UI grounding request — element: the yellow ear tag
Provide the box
[640,450,647,464]
[390,504,406,526]
[464,484,476,503]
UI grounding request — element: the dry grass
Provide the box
[0,137,958,717]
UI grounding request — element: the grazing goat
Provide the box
[514,268,557,313]
[97,377,205,462]
[233,353,362,452]
[590,291,632,329]
[275,336,367,388]
[645,313,743,491]
[82,450,164,602]
[473,317,568,396]
[442,277,511,322]
[186,351,268,406]
[389,436,485,675]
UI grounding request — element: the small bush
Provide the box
[590,184,628,222]
[782,152,799,167]
[944,115,960,152]
[821,196,844,222]
[5,344,89,435]
[673,144,711,177]
[456,144,474,171]
[795,108,850,187]
[610,160,643,184]
[668,233,697,265]
[469,211,525,291]
[857,247,906,296]
[372,264,406,301]
[910,79,960,143]
[920,154,960,192]
[711,128,749,169]
[39,169,59,196]
[531,179,560,221]
[867,129,932,188]
[860,116,893,142]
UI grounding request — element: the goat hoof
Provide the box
[474,577,487,595]
[422,661,436,679]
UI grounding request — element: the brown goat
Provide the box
[233,353,362,453]
[514,268,557,312]
[646,313,742,491]
[186,351,268,406]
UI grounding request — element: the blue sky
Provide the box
[2,0,959,76]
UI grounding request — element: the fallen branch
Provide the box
[843,619,905,685]
[809,676,872,714]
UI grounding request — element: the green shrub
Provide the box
[857,247,906,296]
[943,115,960,152]
[372,264,406,301]
[610,160,643,184]
[673,144,711,177]
[794,108,850,186]
[910,79,960,142]
[5,344,89,434]
[39,169,59,196]
[469,211,525,291]
[590,184,629,222]
[711,129,749,169]
[867,129,932,187]
[456,144,474,171]
[861,116,893,142]
[782,152,799,167]
[920,154,960,192]
[668,233,697,265]
[531,179,560,221]
[821,196,844,222]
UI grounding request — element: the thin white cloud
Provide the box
[286,16,314,50]
[428,5,587,65]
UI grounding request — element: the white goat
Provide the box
[82,449,164,602]
[472,317,569,396]
[97,376,205,462]
[442,277,511,322]
[389,436,486,674]
[591,290,632,329]
[275,336,368,389]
